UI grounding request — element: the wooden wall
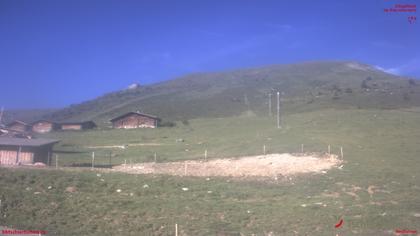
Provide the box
[32,122,54,133]
[112,114,157,129]
[8,123,28,132]
[0,145,53,165]
[0,148,34,165]
[61,124,82,130]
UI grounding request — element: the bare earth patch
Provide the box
[86,143,163,149]
[112,153,342,177]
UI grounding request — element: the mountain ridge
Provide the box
[6,61,420,126]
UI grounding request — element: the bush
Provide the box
[182,120,190,126]
[332,84,342,92]
[160,121,176,127]
[361,80,370,89]
[332,91,340,100]
[403,93,411,101]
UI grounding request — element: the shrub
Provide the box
[160,121,176,127]
[361,80,370,89]
[403,93,411,101]
[332,84,342,92]
[332,91,340,100]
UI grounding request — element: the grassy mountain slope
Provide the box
[1,109,58,125]
[2,61,420,235]
[42,61,420,126]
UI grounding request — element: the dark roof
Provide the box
[0,137,60,147]
[110,112,160,122]
[0,127,29,134]
[6,120,29,126]
[31,120,56,125]
[59,121,96,125]
[1,127,26,133]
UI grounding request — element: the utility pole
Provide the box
[0,106,4,125]
[109,151,112,168]
[268,93,272,116]
[277,92,281,129]
[244,93,249,109]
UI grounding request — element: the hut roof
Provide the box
[30,120,56,125]
[59,121,96,125]
[6,120,29,126]
[110,112,160,122]
[0,137,60,147]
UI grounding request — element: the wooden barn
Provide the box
[59,121,96,131]
[0,127,32,138]
[6,120,30,132]
[0,137,59,165]
[31,120,58,133]
[110,112,160,129]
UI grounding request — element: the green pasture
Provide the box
[1,107,420,235]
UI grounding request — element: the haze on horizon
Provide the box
[1,0,419,109]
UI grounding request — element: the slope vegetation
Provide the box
[42,61,420,126]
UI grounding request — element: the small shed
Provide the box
[0,137,60,165]
[110,112,160,129]
[31,120,58,133]
[6,120,30,133]
[0,127,32,138]
[59,121,96,131]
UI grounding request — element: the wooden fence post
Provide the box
[340,147,344,159]
[328,145,331,154]
[154,152,157,163]
[301,144,304,153]
[204,149,207,161]
[55,154,58,169]
[91,152,95,170]
[263,145,266,155]
[109,151,112,168]
[47,151,51,166]
[175,223,178,236]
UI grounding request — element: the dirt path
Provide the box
[112,153,342,177]
[86,143,163,149]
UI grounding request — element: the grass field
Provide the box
[1,107,420,235]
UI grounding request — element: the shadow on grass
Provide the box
[54,150,89,154]
[65,163,115,168]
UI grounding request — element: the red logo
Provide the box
[395,229,417,235]
[335,219,343,228]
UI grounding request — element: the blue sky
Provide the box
[0,0,419,108]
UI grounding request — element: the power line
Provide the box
[277,92,280,128]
